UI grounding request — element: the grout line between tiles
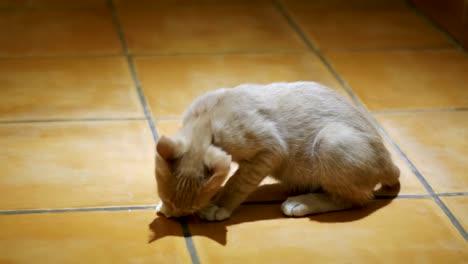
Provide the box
[0,5,109,11]
[133,50,308,57]
[0,46,460,60]
[0,117,147,124]
[0,54,125,60]
[273,0,468,241]
[437,192,468,197]
[271,0,362,105]
[124,57,159,141]
[432,197,468,237]
[315,46,458,53]
[404,0,466,51]
[108,0,158,143]
[0,193,445,216]
[180,219,201,264]
[108,1,201,262]
[0,205,157,215]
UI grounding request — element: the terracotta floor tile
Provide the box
[285,4,450,50]
[155,119,426,200]
[156,119,183,137]
[0,7,121,56]
[188,199,468,263]
[376,112,468,193]
[441,196,468,231]
[279,0,408,10]
[0,121,157,210]
[327,50,468,111]
[135,53,345,117]
[0,0,106,8]
[116,0,269,6]
[0,57,143,121]
[117,3,306,54]
[0,211,191,264]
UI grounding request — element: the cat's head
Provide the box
[155,135,231,218]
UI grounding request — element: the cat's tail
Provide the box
[381,163,400,188]
[311,122,401,204]
[374,162,401,198]
[311,122,380,206]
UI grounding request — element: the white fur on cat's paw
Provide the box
[281,197,311,217]
[155,201,163,212]
[197,204,231,221]
[156,201,169,217]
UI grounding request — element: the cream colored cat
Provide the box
[155,82,400,221]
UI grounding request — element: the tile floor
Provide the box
[0,0,467,263]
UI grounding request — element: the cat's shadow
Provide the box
[148,183,400,246]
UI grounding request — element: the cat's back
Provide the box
[225,82,360,123]
[183,81,370,133]
[225,82,377,142]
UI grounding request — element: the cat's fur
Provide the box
[155,82,400,221]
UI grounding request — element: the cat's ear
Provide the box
[156,135,186,161]
[202,145,232,191]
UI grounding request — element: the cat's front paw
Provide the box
[197,204,231,221]
[155,201,170,217]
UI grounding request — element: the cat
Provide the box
[155,81,400,221]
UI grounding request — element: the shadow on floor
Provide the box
[148,182,400,245]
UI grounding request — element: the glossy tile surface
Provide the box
[117,2,306,54]
[0,121,156,209]
[189,200,468,263]
[0,0,106,8]
[116,0,270,6]
[136,53,345,117]
[0,57,143,121]
[156,119,182,137]
[279,0,408,10]
[0,7,121,56]
[441,196,468,231]
[376,112,468,193]
[285,3,450,50]
[0,211,191,264]
[327,50,468,110]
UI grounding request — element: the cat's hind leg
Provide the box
[281,122,389,217]
[281,193,354,217]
